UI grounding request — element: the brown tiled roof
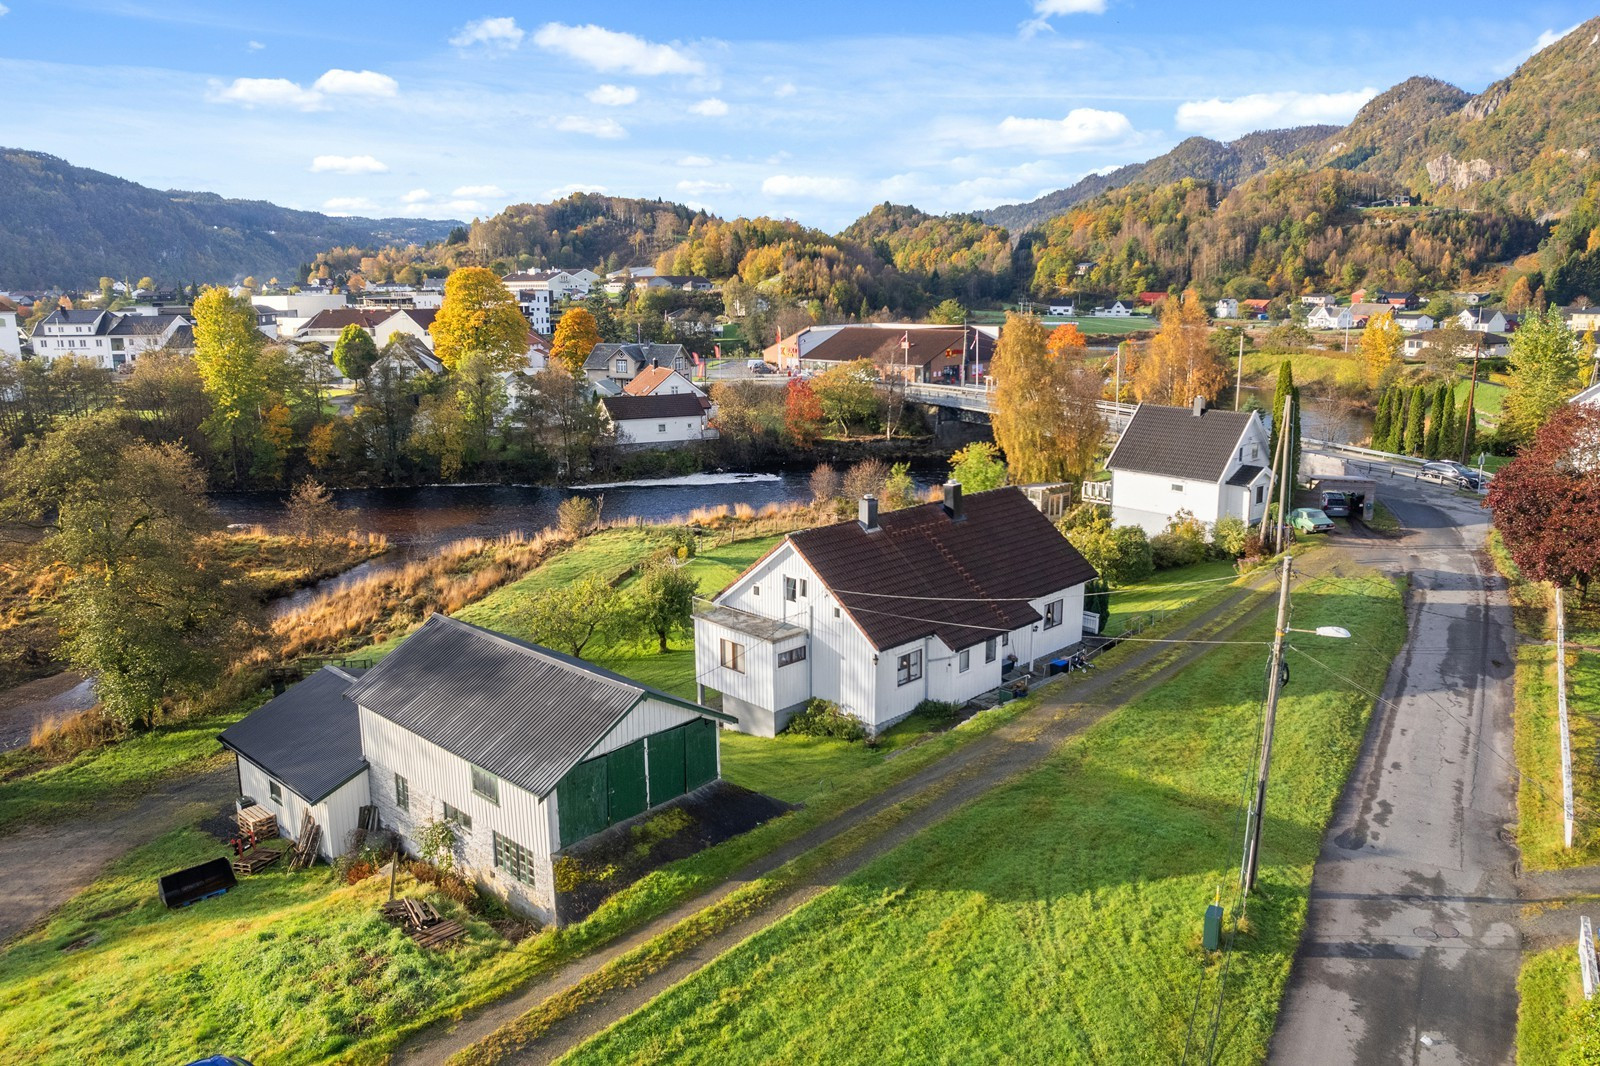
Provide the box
[601,393,707,420]
[1105,404,1257,482]
[786,488,1097,652]
[800,326,993,370]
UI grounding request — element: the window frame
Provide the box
[985,637,997,663]
[493,831,538,886]
[958,648,971,673]
[778,645,807,667]
[395,773,409,811]
[896,649,923,686]
[784,576,797,601]
[268,780,282,805]
[1044,599,1064,629]
[471,764,500,806]
[442,801,473,830]
[720,638,746,673]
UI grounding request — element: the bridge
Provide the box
[901,382,1137,435]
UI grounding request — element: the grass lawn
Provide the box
[561,570,1406,1066]
[1517,945,1600,1066]
[1454,378,1508,424]
[1105,559,1240,636]
[1243,350,1365,391]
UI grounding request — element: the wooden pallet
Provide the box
[409,919,466,949]
[231,848,282,875]
[237,805,279,839]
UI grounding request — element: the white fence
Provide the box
[1582,916,1596,999]
[1557,589,1576,849]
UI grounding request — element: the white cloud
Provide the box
[586,83,638,106]
[246,40,264,51]
[451,16,524,49]
[689,97,729,116]
[1174,88,1377,139]
[323,197,380,215]
[402,188,433,203]
[309,154,388,175]
[1533,22,1583,54]
[677,179,733,196]
[452,184,504,198]
[1034,0,1106,13]
[0,5,9,15]
[677,155,714,167]
[988,108,1136,152]
[554,115,627,139]
[533,23,704,76]
[444,199,486,214]
[312,69,398,97]
[774,82,797,98]
[210,77,322,110]
[761,174,858,201]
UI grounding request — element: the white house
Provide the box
[1393,311,1437,333]
[1098,399,1273,535]
[1046,303,1076,316]
[600,392,715,448]
[1459,308,1510,333]
[1307,305,1358,330]
[30,308,194,368]
[584,342,691,385]
[295,308,436,349]
[1091,301,1132,317]
[502,269,593,306]
[1300,294,1337,309]
[693,486,1099,737]
[623,363,707,400]
[1214,298,1239,319]
[0,310,21,358]
[253,291,348,337]
[604,266,657,295]
[219,616,732,925]
[1403,330,1509,360]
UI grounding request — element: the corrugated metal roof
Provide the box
[1105,404,1258,483]
[783,487,1098,652]
[344,615,728,797]
[217,667,365,803]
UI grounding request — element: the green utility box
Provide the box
[1203,904,1224,951]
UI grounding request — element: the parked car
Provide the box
[1418,461,1481,490]
[1319,491,1351,517]
[1290,507,1335,534]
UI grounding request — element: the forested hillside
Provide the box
[0,149,458,289]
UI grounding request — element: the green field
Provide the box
[1517,945,1599,1066]
[562,571,1406,1065]
[969,309,1155,336]
[1105,559,1240,636]
[1242,350,1365,391]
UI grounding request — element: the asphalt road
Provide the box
[1268,470,1521,1064]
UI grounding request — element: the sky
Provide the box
[0,1,1595,232]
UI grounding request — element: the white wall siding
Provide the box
[612,416,709,446]
[233,756,369,862]
[318,773,373,858]
[588,698,710,760]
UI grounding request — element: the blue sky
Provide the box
[0,1,1594,231]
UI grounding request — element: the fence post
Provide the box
[1557,588,1576,849]
[1581,916,1596,1000]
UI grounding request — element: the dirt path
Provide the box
[0,765,233,945]
[0,672,92,753]
[397,557,1322,1066]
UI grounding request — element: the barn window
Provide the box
[720,639,745,673]
[1171,483,1184,492]
[395,773,409,811]
[778,646,807,667]
[897,650,922,686]
[442,802,473,830]
[1044,600,1064,629]
[493,831,537,886]
[268,780,282,805]
[471,765,500,806]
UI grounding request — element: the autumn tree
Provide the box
[1359,310,1404,388]
[1506,276,1534,314]
[521,572,624,657]
[136,276,156,293]
[882,462,918,510]
[192,286,269,484]
[549,307,602,376]
[1132,292,1226,406]
[285,476,341,540]
[1486,404,1600,597]
[1046,323,1089,359]
[784,377,824,444]
[1504,306,1585,443]
[518,368,603,478]
[430,266,529,372]
[991,312,1106,483]
[812,359,880,433]
[332,323,379,381]
[630,561,698,653]
[809,462,841,504]
[949,441,1007,493]
[928,299,966,324]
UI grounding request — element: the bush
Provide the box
[557,495,599,535]
[1212,515,1251,558]
[785,698,867,741]
[1151,532,1203,570]
[911,698,963,722]
[1065,514,1154,586]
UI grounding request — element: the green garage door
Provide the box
[684,718,718,791]
[607,740,647,824]
[647,727,686,807]
[556,756,608,847]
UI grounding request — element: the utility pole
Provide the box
[1274,392,1294,555]
[1235,332,1244,411]
[1242,547,1294,895]
[1115,341,1124,403]
[1459,335,1481,466]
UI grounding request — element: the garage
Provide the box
[555,719,720,848]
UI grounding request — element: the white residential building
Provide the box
[694,486,1098,736]
[294,308,437,349]
[1097,400,1273,535]
[1307,305,1359,330]
[1214,298,1239,319]
[0,311,20,358]
[1459,308,1510,333]
[600,392,715,448]
[1393,311,1437,333]
[29,308,193,368]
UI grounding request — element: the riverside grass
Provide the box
[559,571,1405,1066]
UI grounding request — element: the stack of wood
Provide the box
[380,896,467,949]
[230,847,282,875]
[288,812,322,871]
[236,805,279,840]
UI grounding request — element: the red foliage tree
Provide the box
[784,377,824,445]
[1486,404,1600,598]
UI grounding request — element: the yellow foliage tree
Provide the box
[1359,309,1405,388]
[1131,291,1225,405]
[429,266,529,372]
[991,313,1106,483]
[549,307,602,376]
[1045,323,1088,359]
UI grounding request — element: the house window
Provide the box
[471,765,500,805]
[658,423,667,433]
[897,650,923,686]
[1044,599,1064,629]
[395,774,409,811]
[784,576,797,601]
[778,646,807,667]
[959,648,971,673]
[985,637,997,663]
[833,606,841,618]
[493,831,538,886]
[442,801,472,830]
[268,780,282,804]
[1250,444,1259,461]
[720,639,745,673]
[1171,483,1184,492]
[1255,486,1264,504]
[614,358,628,374]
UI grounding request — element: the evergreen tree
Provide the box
[1269,360,1294,463]
[1438,387,1458,460]
[1402,384,1427,456]
[1459,397,1479,463]
[1372,386,1393,448]
[1384,389,1407,453]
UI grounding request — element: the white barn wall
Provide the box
[234,756,368,862]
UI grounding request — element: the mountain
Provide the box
[0,148,460,289]
[979,126,1337,231]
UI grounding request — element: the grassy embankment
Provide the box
[1492,532,1600,1063]
[0,525,1257,1064]
[561,569,1406,1065]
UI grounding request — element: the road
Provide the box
[1269,468,1521,1064]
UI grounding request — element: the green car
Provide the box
[1290,507,1335,534]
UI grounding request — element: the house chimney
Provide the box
[858,494,880,532]
[1192,396,1206,417]
[942,480,963,521]
[650,357,659,369]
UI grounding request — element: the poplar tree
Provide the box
[1402,384,1427,456]
[1372,386,1393,448]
